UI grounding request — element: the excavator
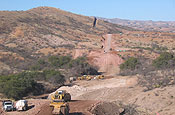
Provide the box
[50,90,71,115]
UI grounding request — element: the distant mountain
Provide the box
[99,17,175,33]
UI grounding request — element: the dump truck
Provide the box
[50,90,71,115]
[2,100,15,111]
[16,100,28,111]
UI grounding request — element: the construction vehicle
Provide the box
[2,100,15,111]
[16,100,28,111]
[50,90,71,115]
[77,75,86,80]
[94,75,104,80]
[78,75,104,80]
[78,75,93,80]
[69,77,76,83]
[86,75,92,80]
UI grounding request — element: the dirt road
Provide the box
[104,34,112,53]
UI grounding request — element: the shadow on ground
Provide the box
[70,112,83,115]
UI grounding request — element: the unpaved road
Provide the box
[104,34,112,53]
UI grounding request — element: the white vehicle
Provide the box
[15,100,28,111]
[2,100,15,111]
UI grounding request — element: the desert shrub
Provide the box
[152,52,175,68]
[0,74,39,100]
[0,69,65,100]
[120,57,140,70]
[48,55,71,67]
[22,70,65,85]
[43,69,65,84]
[38,59,46,65]
[30,64,42,71]
[68,57,99,76]
[29,56,98,77]
[48,56,59,66]
[132,46,153,51]
[138,69,175,91]
[122,104,139,115]
[67,57,86,68]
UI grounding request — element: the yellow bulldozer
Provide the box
[94,75,104,80]
[77,75,92,81]
[50,90,71,115]
[77,75,86,80]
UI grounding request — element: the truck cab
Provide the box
[2,100,15,111]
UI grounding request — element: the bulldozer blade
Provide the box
[52,107,61,115]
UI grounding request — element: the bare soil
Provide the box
[1,76,175,115]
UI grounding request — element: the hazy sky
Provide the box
[0,0,175,21]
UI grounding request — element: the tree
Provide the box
[120,57,139,70]
[152,52,174,68]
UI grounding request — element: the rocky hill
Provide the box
[101,17,175,33]
[0,7,135,74]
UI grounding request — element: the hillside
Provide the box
[101,17,175,33]
[0,7,136,75]
[1,7,175,77]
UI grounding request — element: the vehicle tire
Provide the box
[64,93,71,102]
[23,107,26,111]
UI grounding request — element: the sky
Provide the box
[0,0,175,21]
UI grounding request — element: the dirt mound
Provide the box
[91,102,122,115]
[90,101,146,115]
[69,100,100,115]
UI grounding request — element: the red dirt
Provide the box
[69,100,100,115]
[72,34,123,75]
[88,50,123,75]
[0,100,99,115]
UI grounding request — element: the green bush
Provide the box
[21,70,65,85]
[68,57,99,76]
[43,69,65,84]
[0,74,38,100]
[0,69,65,100]
[30,64,41,71]
[38,59,46,65]
[68,57,86,68]
[120,57,139,70]
[152,52,174,68]
[48,56,71,67]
